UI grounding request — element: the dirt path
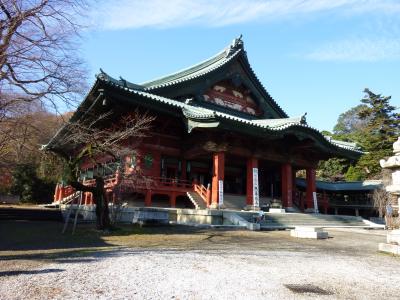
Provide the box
[0,221,399,299]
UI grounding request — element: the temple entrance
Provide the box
[224,168,245,194]
[187,161,212,187]
[258,162,281,199]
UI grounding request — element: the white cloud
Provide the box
[305,38,400,62]
[90,0,400,30]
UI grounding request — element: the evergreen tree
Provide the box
[10,164,55,203]
[318,89,399,181]
[317,158,347,181]
[333,104,369,136]
[345,165,362,181]
[355,89,400,178]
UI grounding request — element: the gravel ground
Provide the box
[1,228,400,300]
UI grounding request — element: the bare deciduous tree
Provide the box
[0,0,88,193]
[0,102,64,168]
[372,169,398,229]
[47,110,155,230]
[0,0,87,114]
[373,188,391,218]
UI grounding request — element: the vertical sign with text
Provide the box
[253,168,259,208]
[218,180,224,207]
[313,192,319,213]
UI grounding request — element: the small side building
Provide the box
[296,179,382,218]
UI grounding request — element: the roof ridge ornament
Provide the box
[97,68,109,81]
[301,112,307,124]
[184,98,195,105]
[225,34,244,57]
[119,76,127,87]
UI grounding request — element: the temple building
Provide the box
[296,179,381,217]
[45,36,363,212]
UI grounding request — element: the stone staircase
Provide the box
[223,194,272,210]
[223,194,246,210]
[0,207,63,222]
[186,192,207,209]
[258,212,375,229]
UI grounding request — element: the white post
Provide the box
[253,168,259,209]
[218,180,224,208]
[313,192,319,214]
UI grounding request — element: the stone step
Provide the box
[222,195,271,210]
[234,211,369,228]
[186,192,207,209]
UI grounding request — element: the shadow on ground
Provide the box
[0,220,243,260]
[0,220,389,265]
[0,268,64,277]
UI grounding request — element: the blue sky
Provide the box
[81,0,400,131]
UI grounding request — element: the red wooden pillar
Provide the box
[281,163,293,208]
[306,168,316,209]
[206,188,211,207]
[54,184,60,202]
[87,193,92,205]
[145,190,152,207]
[211,152,225,208]
[292,169,297,205]
[59,186,65,201]
[246,157,258,206]
[170,192,177,208]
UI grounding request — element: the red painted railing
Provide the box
[55,172,209,206]
[193,183,211,206]
[82,174,118,189]
[154,177,193,189]
[116,175,194,194]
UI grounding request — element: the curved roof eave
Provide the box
[94,78,363,159]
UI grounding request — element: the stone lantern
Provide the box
[380,137,400,207]
[379,137,400,254]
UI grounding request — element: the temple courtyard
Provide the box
[0,221,399,299]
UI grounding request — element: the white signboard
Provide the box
[313,192,319,213]
[253,168,259,208]
[218,180,224,207]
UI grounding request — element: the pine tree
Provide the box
[318,89,399,181]
[345,165,362,181]
[356,89,400,178]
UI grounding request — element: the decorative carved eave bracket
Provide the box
[203,141,228,152]
[185,119,220,133]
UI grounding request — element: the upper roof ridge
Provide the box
[140,36,244,89]
[97,68,144,91]
[224,34,243,57]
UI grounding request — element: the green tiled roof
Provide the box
[43,36,363,160]
[95,74,363,155]
[104,36,288,118]
[296,178,382,191]
[324,137,359,151]
[141,40,242,90]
